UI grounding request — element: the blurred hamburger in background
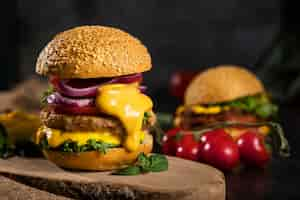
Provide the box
[35,26,156,171]
[174,65,278,139]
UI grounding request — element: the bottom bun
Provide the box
[43,133,153,171]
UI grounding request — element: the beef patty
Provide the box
[40,108,156,133]
[177,108,259,129]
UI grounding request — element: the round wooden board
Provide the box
[0,156,225,200]
[0,175,71,200]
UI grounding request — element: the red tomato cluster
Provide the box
[169,71,198,99]
[162,128,270,171]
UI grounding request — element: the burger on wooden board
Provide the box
[174,65,278,139]
[35,26,157,171]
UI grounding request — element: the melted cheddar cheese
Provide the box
[258,126,270,135]
[191,106,221,114]
[96,84,153,152]
[36,126,121,148]
[176,105,229,115]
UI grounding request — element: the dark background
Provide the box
[1,1,300,199]
[1,1,281,89]
[2,1,300,109]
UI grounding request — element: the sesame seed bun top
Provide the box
[36,26,152,79]
[184,65,265,105]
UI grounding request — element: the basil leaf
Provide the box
[112,153,168,176]
[113,166,141,176]
[137,153,152,172]
[149,154,168,172]
[137,153,168,172]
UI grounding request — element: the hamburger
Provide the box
[35,26,156,171]
[174,65,278,138]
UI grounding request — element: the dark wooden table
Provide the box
[226,159,300,200]
[226,106,300,200]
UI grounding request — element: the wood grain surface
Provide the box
[0,175,72,200]
[0,156,225,200]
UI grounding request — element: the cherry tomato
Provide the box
[165,127,182,137]
[161,128,182,156]
[199,132,240,171]
[236,131,270,167]
[169,71,198,99]
[200,129,231,144]
[176,133,200,161]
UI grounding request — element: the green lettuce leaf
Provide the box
[39,138,118,154]
[224,94,278,119]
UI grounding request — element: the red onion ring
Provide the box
[139,85,147,93]
[50,73,143,97]
[47,92,95,107]
[56,80,99,97]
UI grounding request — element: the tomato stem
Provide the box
[151,122,164,146]
[193,121,290,158]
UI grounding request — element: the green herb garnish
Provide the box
[113,166,141,175]
[147,154,169,172]
[224,94,278,119]
[113,153,168,176]
[40,138,118,154]
[60,140,80,152]
[143,111,151,126]
[40,86,54,105]
[86,139,117,154]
